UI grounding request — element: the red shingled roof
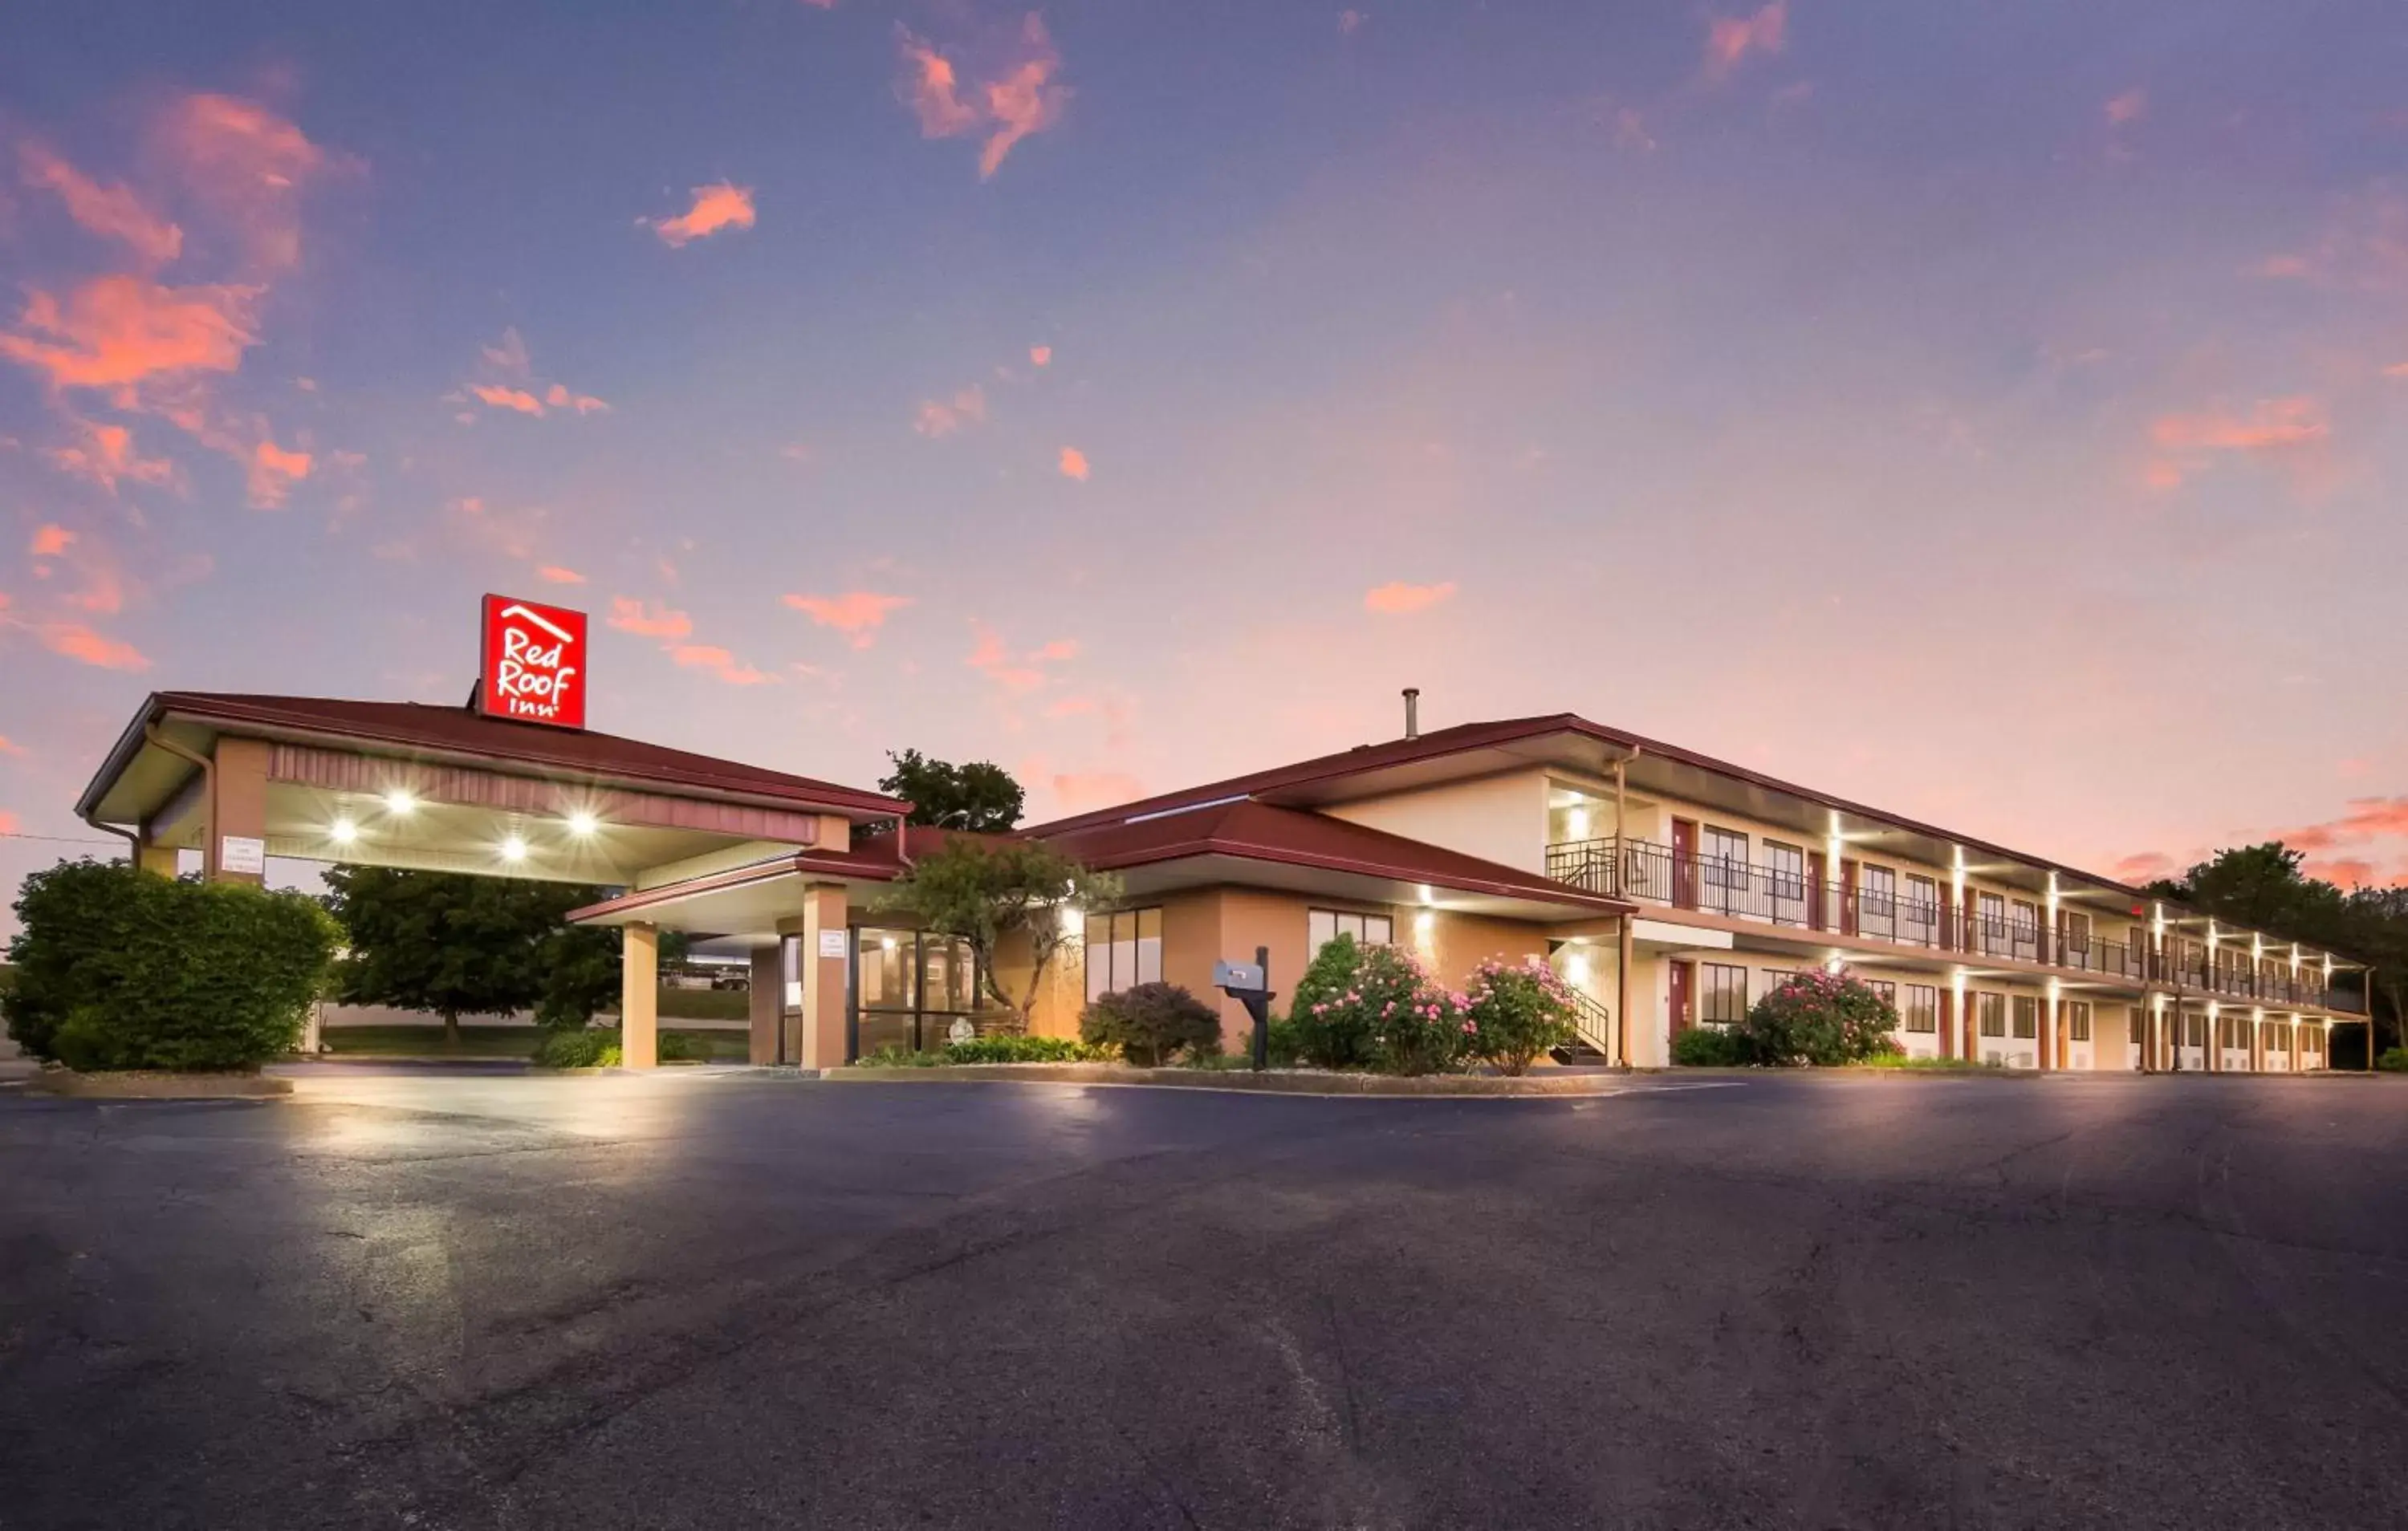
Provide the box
[1038,797,1628,912]
[112,692,908,817]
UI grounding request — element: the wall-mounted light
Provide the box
[1417,884,1435,907]
[880,935,898,952]
[1567,806,1590,840]
[1058,904,1083,934]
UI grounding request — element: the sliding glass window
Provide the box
[1084,908,1164,1001]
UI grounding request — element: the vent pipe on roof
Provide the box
[1402,687,1420,741]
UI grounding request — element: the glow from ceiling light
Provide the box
[566,810,600,837]
[384,788,416,815]
[329,818,358,846]
[499,835,528,863]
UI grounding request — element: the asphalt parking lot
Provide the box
[3,1066,2405,1529]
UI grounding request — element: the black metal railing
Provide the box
[1546,834,2362,1012]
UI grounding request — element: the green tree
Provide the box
[878,749,1026,833]
[321,867,620,1040]
[872,837,1118,1032]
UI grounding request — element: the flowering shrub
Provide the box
[1738,969,1902,1066]
[1461,955,1580,1074]
[1289,934,1471,1074]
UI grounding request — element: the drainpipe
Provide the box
[144,725,216,879]
[1401,687,1419,741]
[81,808,140,865]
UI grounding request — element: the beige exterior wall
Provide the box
[1324,770,1552,875]
[1039,887,1555,1050]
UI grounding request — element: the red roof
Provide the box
[97,692,908,818]
[1038,797,1628,912]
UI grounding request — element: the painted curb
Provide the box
[828,1063,1641,1097]
[27,1070,294,1099]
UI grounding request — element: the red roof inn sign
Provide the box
[478,594,588,729]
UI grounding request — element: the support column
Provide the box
[620,922,658,1069]
[208,737,270,885]
[136,840,179,876]
[1938,985,1956,1060]
[748,944,781,1066]
[2040,989,2055,1072]
[1615,912,1633,1067]
[797,883,849,1071]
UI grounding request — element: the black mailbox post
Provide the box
[1214,946,1276,1071]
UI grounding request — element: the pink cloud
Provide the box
[1703,1,1787,81]
[247,437,311,509]
[608,597,694,639]
[470,383,546,416]
[647,182,757,247]
[1339,10,1368,35]
[0,736,25,758]
[2149,397,2328,454]
[2105,89,2147,127]
[29,524,74,558]
[783,590,914,648]
[17,143,182,266]
[535,565,587,585]
[1364,579,1458,615]
[152,94,335,273]
[1031,638,1080,663]
[0,810,16,835]
[1058,445,1088,480]
[1044,695,1098,718]
[482,327,532,377]
[1051,771,1145,812]
[895,15,1069,178]
[34,621,149,671]
[0,277,258,392]
[913,385,986,437]
[2278,797,2408,853]
[1029,344,1051,368]
[43,417,175,493]
[668,644,776,685]
[2110,851,2178,883]
[966,620,1047,694]
[544,381,609,414]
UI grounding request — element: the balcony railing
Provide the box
[1546,835,2364,1013]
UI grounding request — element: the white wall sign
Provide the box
[219,835,266,875]
[818,929,848,959]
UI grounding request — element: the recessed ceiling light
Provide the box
[499,835,527,863]
[329,818,358,846]
[384,789,416,815]
[566,810,599,837]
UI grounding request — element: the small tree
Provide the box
[872,837,1120,1034]
[322,867,620,1040]
[1080,981,1222,1066]
[1462,955,1579,1074]
[4,859,337,1071]
[1738,969,1902,1066]
[879,749,1027,833]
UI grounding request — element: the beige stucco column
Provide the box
[748,944,782,1066]
[209,737,270,885]
[797,883,849,1071]
[620,922,658,1069]
[136,840,178,876]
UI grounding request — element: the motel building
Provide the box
[71,599,2370,1073]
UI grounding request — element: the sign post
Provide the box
[477,595,589,729]
[1214,946,1276,1071]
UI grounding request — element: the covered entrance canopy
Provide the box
[77,691,909,1069]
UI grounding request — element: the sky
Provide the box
[4,0,2408,932]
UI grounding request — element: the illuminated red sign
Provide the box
[478,594,588,729]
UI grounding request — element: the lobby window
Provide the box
[1700,962,1748,1024]
[1977,992,2006,1037]
[1308,908,1393,958]
[1084,907,1163,1001]
[1902,985,1938,1033]
[2011,994,2038,1039]
[2068,1001,2092,1042]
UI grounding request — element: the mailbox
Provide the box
[1213,959,1267,995]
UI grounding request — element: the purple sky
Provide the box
[5,0,2407,932]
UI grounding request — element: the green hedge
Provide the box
[3,860,338,1072]
[531,1027,710,1068]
